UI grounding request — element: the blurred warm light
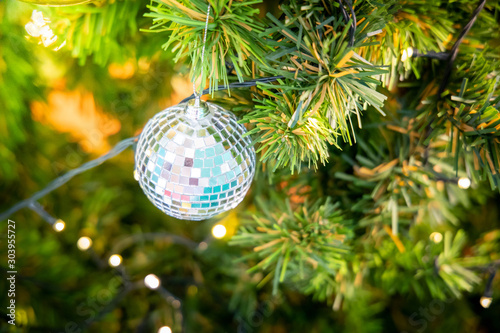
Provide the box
[25,10,65,50]
[401,47,414,61]
[77,236,92,251]
[108,254,122,267]
[198,242,208,251]
[53,219,65,232]
[429,232,443,243]
[138,57,151,72]
[158,326,172,333]
[172,300,181,308]
[458,177,471,189]
[170,75,196,105]
[31,89,121,154]
[279,181,311,205]
[134,169,140,181]
[108,61,136,80]
[212,224,227,239]
[480,296,492,308]
[213,211,240,238]
[433,164,443,173]
[144,274,161,290]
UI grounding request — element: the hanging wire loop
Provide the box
[192,3,212,99]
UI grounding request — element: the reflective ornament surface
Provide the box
[18,0,92,5]
[134,100,256,221]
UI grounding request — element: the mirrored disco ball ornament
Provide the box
[134,99,256,221]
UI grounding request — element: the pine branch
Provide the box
[230,196,351,295]
[260,0,391,138]
[46,0,143,66]
[368,229,482,300]
[145,0,270,92]
[244,86,341,173]
[416,54,500,188]
[360,1,454,89]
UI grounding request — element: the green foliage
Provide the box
[244,86,340,173]
[442,63,500,189]
[335,132,473,230]
[0,2,42,179]
[415,51,500,189]
[230,196,350,295]
[145,0,269,91]
[259,0,391,144]
[370,230,481,300]
[361,0,455,88]
[362,0,500,89]
[47,0,143,66]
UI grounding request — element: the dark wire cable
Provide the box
[413,50,449,61]
[483,270,496,298]
[28,202,57,225]
[337,0,356,47]
[438,0,487,96]
[179,75,285,103]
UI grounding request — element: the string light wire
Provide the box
[0,137,136,220]
[437,0,487,96]
[337,0,356,47]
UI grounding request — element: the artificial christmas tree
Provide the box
[1,0,500,332]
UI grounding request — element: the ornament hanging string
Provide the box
[192,3,211,100]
